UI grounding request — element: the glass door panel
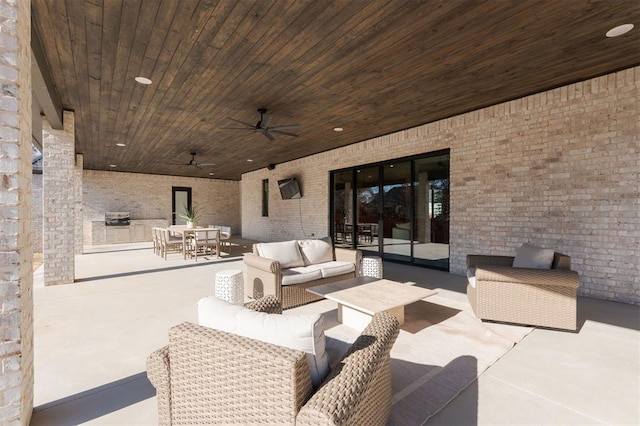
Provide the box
[382,162,412,261]
[172,186,192,225]
[413,155,449,269]
[355,166,380,255]
[331,171,353,247]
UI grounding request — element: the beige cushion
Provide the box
[318,261,355,278]
[513,243,555,269]
[281,266,323,286]
[197,296,330,388]
[255,240,305,268]
[298,238,333,265]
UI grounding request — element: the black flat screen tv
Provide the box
[278,178,302,200]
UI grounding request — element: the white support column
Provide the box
[0,0,34,423]
[42,111,75,285]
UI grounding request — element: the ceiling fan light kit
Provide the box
[223,108,300,141]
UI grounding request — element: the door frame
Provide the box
[171,186,192,225]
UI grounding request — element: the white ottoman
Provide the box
[215,269,244,305]
[361,256,383,279]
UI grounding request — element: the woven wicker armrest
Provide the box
[243,252,281,273]
[244,294,283,314]
[297,312,400,426]
[147,345,172,425]
[467,254,515,268]
[476,265,580,289]
[166,322,313,424]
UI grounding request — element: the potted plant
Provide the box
[179,205,200,228]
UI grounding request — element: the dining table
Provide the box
[169,225,221,259]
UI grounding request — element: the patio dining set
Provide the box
[152,225,231,260]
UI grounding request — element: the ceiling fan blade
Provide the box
[269,124,300,130]
[227,118,256,128]
[270,129,298,137]
[166,162,188,166]
[259,129,275,141]
[220,126,256,130]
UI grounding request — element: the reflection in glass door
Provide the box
[331,171,353,247]
[355,167,380,256]
[382,161,412,262]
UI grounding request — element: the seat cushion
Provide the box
[198,296,329,388]
[298,238,333,265]
[513,243,554,269]
[281,266,323,286]
[467,267,476,288]
[318,261,355,278]
[255,240,305,268]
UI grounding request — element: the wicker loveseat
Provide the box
[243,238,362,309]
[466,247,580,330]
[147,296,400,425]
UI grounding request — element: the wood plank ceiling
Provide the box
[31,0,640,180]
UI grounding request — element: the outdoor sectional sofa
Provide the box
[243,238,362,309]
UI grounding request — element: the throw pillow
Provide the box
[298,237,333,265]
[512,243,555,269]
[255,240,305,268]
[197,296,329,388]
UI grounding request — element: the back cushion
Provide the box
[298,238,334,265]
[255,240,305,268]
[513,243,555,269]
[198,296,329,388]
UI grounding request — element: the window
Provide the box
[262,179,269,217]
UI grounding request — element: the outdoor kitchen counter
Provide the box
[88,219,169,245]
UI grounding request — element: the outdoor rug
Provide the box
[287,286,533,425]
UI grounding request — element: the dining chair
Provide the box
[191,229,220,261]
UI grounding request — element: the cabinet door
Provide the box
[133,224,146,242]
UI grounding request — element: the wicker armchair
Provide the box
[147,295,400,425]
[466,252,580,330]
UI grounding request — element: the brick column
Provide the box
[74,154,83,254]
[42,111,75,285]
[0,0,34,423]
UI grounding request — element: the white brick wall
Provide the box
[43,112,76,285]
[82,170,241,245]
[31,173,42,253]
[0,0,33,423]
[241,67,640,304]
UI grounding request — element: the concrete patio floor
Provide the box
[30,240,640,425]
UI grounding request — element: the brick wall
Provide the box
[82,170,241,245]
[241,67,639,304]
[0,0,34,423]
[43,112,75,285]
[31,173,42,253]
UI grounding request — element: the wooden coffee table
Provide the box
[308,276,438,330]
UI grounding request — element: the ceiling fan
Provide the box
[167,152,215,168]
[223,108,300,141]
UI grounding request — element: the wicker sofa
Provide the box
[147,296,400,425]
[466,249,580,330]
[243,238,362,309]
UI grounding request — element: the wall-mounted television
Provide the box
[278,177,302,200]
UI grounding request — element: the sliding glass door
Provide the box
[330,150,449,270]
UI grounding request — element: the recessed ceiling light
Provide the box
[134,76,152,85]
[109,164,116,168]
[247,159,253,162]
[333,127,344,132]
[115,143,126,147]
[606,24,634,38]
[208,172,214,176]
